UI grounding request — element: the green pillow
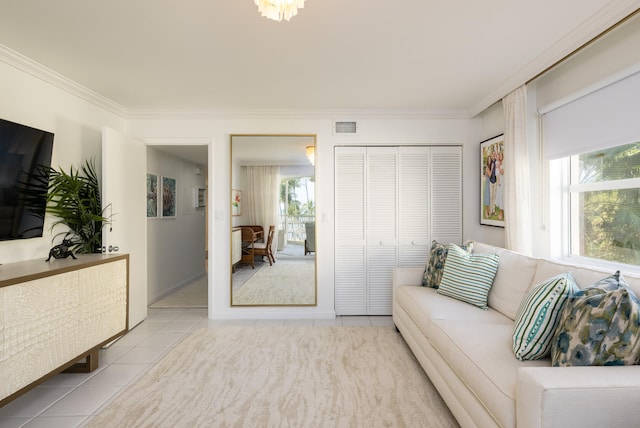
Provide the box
[422,240,474,288]
[551,272,640,366]
[436,243,498,309]
[512,273,578,361]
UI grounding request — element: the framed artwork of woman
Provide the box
[480,134,505,227]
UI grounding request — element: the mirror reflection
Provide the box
[230,134,317,306]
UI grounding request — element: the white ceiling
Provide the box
[0,1,637,117]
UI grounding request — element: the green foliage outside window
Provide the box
[280,177,315,217]
[576,142,640,265]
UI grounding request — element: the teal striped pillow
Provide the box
[437,244,499,309]
[512,272,578,361]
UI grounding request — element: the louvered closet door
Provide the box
[398,146,430,267]
[334,147,366,315]
[366,147,398,315]
[430,146,462,244]
[334,145,462,316]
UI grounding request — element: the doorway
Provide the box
[145,143,210,309]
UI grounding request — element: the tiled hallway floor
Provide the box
[0,309,393,427]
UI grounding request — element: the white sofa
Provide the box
[392,242,640,428]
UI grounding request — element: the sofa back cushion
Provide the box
[532,259,640,297]
[473,242,539,320]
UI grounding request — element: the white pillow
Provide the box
[437,243,499,310]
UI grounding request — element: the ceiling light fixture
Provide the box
[254,0,305,22]
[306,146,315,166]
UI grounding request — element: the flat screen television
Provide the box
[0,118,54,241]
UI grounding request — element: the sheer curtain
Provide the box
[503,85,532,255]
[246,166,280,247]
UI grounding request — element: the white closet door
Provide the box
[335,147,366,315]
[398,146,430,267]
[334,145,462,316]
[431,146,463,244]
[367,245,397,315]
[365,147,397,315]
[366,147,397,243]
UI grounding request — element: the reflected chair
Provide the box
[240,227,256,269]
[254,225,276,266]
[237,225,264,242]
[304,221,315,255]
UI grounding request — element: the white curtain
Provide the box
[246,166,280,248]
[503,85,532,255]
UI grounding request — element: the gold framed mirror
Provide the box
[230,134,317,306]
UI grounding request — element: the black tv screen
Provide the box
[0,118,54,241]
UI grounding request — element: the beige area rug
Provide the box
[149,276,207,308]
[233,259,315,305]
[88,327,458,428]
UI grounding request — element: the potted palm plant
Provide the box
[45,158,110,254]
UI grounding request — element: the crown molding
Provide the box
[469,2,640,117]
[125,107,471,121]
[0,44,128,118]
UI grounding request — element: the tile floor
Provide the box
[0,309,394,427]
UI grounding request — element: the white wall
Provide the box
[146,146,207,304]
[473,102,506,247]
[128,115,482,319]
[0,59,125,264]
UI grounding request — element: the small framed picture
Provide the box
[146,173,158,218]
[232,189,242,216]
[161,176,177,218]
[480,134,505,227]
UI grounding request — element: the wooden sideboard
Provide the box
[0,254,129,406]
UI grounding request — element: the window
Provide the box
[567,142,640,266]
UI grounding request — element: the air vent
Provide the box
[334,121,358,135]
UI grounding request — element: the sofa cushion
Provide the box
[422,240,474,288]
[551,272,640,366]
[429,319,548,428]
[473,242,539,320]
[395,285,511,341]
[512,272,579,360]
[437,244,499,309]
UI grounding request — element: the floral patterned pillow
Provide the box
[422,240,474,288]
[551,272,640,366]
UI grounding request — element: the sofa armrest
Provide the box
[393,267,424,288]
[517,366,640,428]
[392,267,424,306]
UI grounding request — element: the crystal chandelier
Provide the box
[254,0,306,22]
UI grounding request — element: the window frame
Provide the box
[551,147,640,272]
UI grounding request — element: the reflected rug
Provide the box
[87,327,457,427]
[233,259,315,305]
